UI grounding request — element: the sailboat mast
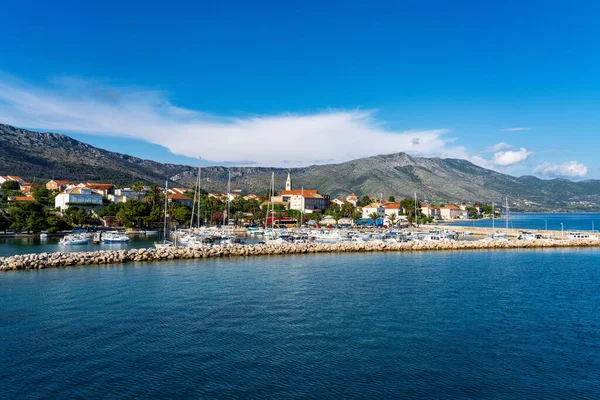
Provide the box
[197,159,202,228]
[271,172,275,229]
[300,186,304,228]
[505,197,509,232]
[492,201,495,233]
[163,179,168,242]
[190,167,199,228]
[227,169,231,226]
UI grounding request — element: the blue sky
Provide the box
[1,0,599,178]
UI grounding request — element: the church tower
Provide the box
[285,171,292,191]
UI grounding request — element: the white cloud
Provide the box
[0,74,469,167]
[490,142,514,152]
[492,148,532,166]
[533,161,588,178]
[501,127,532,131]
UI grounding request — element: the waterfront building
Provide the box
[383,202,402,225]
[439,205,462,220]
[55,187,103,211]
[361,202,386,219]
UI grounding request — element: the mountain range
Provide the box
[2,123,599,211]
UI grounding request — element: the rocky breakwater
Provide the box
[1,239,600,272]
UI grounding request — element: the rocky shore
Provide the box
[2,239,600,272]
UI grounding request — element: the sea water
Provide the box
[1,250,599,398]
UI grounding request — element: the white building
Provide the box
[439,205,462,220]
[108,188,143,203]
[383,203,403,225]
[0,176,25,185]
[288,192,329,213]
[361,202,386,219]
[55,187,103,211]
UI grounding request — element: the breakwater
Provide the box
[2,239,600,272]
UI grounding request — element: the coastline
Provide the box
[2,238,600,272]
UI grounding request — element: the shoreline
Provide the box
[2,239,600,272]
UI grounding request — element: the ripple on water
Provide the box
[1,249,600,399]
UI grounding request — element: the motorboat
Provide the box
[59,235,88,245]
[103,231,130,243]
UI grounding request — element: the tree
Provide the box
[351,210,362,224]
[341,202,355,217]
[211,211,223,226]
[33,187,54,206]
[118,200,151,228]
[467,206,480,219]
[368,212,379,224]
[388,195,396,203]
[9,202,46,233]
[333,209,343,227]
[131,181,145,200]
[46,214,71,233]
[0,211,9,232]
[65,207,92,226]
[171,203,191,226]
[1,180,20,191]
[400,197,421,222]
[387,213,398,227]
[145,184,163,208]
[359,195,372,207]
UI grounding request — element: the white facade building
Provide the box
[55,187,103,211]
[361,203,386,219]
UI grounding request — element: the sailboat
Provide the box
[154,179,174,249]
[488,200,507,240]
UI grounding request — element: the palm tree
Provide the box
[387,212,398,227]
[368,212,379,225]
[145,184,162,208]
[131,181,145,200]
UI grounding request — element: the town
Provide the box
[0,173,496,234]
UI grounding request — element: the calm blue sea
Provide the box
[1,250,600,399]
[0,237,157,257]
[446,213,600,231]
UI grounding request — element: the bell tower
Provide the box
[285,171,292,191]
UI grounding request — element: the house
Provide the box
[361,202,386,219]
[331,197,350,208]
[439,205,462,220]
[19,182,40,194]
[7,196,36,203]
[383,203,403,225]
[287,191,330,213]
[170,187,191,195]
[346,193,358,206]
[79,183,115,197]
[243,194,262,201]
[55,187,103,211]
[0,176,25,185]
[46,180,72,192]
[108,188,143,203]
[167,193,194,207]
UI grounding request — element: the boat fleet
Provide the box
[57,230,155,245]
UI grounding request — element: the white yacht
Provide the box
[103,231,130,243]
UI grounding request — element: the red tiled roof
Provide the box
[384,203,401,209]
[84,183,114,190]
[281,190,318,196]
[7,196,35,202]
[168,193,192,200]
